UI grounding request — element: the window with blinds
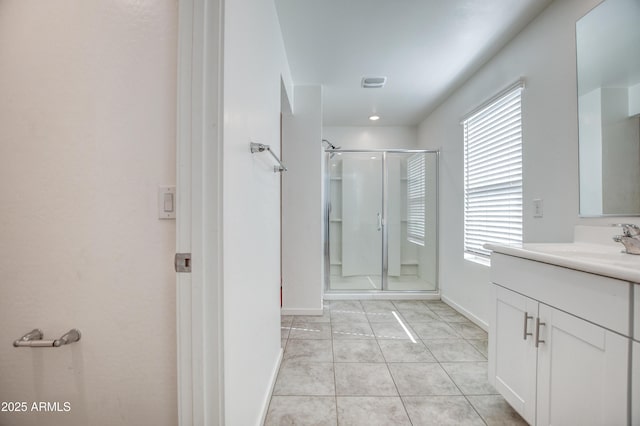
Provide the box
[407,153,425,246]
[463,84,523,258]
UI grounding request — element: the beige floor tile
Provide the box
[265,396,337,426]
[337,397,411,426]
[377,339,436,363]
[288,323,332,339]
[467,395,528,425]
[334,363,398,396]
[284,339,333,362]
[273,361,335,396]
[424,339,486,362]
[403,396,485,425]
[388,363,460,396]
[440,362,497,395]
[333,340,385,363]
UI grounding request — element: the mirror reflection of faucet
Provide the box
[612,223,640,254]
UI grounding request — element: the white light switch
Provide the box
[158,185,176,219]
[164,193,174,212]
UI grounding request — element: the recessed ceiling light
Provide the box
[369,115,380,121]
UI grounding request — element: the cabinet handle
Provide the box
[523,312,533,340]
[535,317,546,348]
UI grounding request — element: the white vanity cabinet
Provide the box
[489,253,631,426]
[490,286,538,422]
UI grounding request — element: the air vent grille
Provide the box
[361,76,387,88]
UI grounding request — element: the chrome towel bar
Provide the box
[13,329,81,348]
[250,142,287,173]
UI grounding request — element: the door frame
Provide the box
[176,0,224,424]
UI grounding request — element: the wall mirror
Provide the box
[577,0,640,216]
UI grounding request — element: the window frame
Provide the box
[463,82,524,260]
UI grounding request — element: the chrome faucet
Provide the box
[612,224,640,255]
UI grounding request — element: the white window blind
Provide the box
[407,153,425,246]
[464,85,523,257]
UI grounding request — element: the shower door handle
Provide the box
[377,213,382,231]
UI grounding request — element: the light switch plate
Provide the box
[158,185,176,219]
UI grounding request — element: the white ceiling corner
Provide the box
[275,0,553,126]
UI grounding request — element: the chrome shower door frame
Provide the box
[324,148,440,294]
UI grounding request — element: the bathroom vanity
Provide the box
[486,228,640,426]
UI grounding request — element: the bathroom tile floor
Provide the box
[266,299,527,426]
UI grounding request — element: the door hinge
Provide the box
[175,253,192,273]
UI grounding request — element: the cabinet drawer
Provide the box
[491,253,630,336]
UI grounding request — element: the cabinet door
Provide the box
[536,305,628,426]
[490,285,538,425]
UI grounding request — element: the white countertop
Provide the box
[484,242,640,283]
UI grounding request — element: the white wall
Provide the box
[323,126,418,150]
[221,0,293,424]
[418,0,604,326]
[282,86,324,315]
[578,88,604,214]
[0,1,178,425]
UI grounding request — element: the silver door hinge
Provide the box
[175,253,192,273]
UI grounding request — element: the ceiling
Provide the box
[275,0,553,126]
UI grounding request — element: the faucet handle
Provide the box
[612,223,640,237]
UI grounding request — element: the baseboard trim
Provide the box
[441,295,489,332]
[258,347,283,426]
[281,308,324,315]
[324,292,440,301]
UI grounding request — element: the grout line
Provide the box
[435,351,489,426]
[330,315,339,425]
[370,310,415,426]
[275,300,495,425]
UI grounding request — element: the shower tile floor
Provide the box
[267,299,526,426]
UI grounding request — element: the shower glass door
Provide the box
[328,152,383,290]
[326,149,439,293]
[386,152,438,291]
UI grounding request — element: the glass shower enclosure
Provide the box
[324,149,439,293]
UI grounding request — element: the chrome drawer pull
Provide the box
[523,312,533,340]
[535,318,545,348]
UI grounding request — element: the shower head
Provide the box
[322,139,341,150]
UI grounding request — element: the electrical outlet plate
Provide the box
[533,198,543,218]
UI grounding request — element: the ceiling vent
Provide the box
[361,76,387,89]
